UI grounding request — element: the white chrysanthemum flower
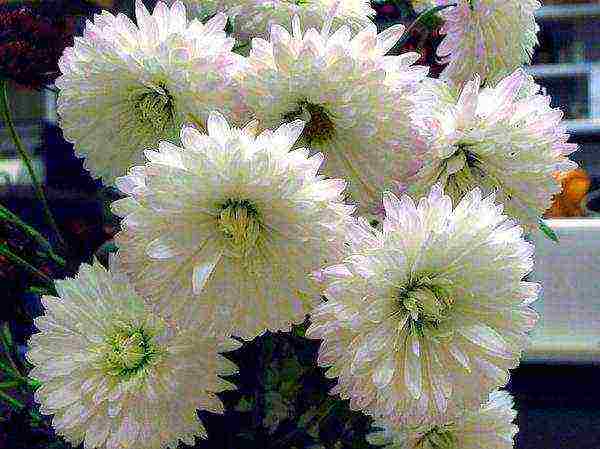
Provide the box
[56,0,245,184]
[26,256,240,449]
[435,0,541,87]
[306,184,539,426]
[239,16,429,211]
[112,111,354,340]
[172,0,375,42]
[367,391,518,449]
[409,70,578,228]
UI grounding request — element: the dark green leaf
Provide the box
[234,396,255,413]
[1,322,13,348]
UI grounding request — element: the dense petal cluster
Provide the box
[174,0,375,42]
[436,0,541,87]
[368,391,518,449]
[112,111,354,340]
[26,257,240,449]
[56,1,244,184]
[239,16,429,211]
[307,184,538,425]
[409,70,578,228]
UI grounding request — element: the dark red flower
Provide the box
[0,5,76,89]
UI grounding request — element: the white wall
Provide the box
[526,219,600,363]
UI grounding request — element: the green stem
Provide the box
[0,202,65,266]
[0,325,41,392]
[0,327,21,378]
[0,389,24,410]
[0,79,66,249]
[0,360,19,378]
[397,3,457,48]
[0,244,54,286]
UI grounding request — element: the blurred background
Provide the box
[0,0,599,448]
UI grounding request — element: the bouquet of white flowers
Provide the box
[0,1,578,448]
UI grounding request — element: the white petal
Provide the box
[372,355,396,388]
[192,249,222,295]
[146,237,181,259]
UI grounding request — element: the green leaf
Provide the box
[27,377,42,389]
[298,407,320,439]
[29,409,43,427]
[1,322,13,348]
[539,219,559,243]
[95,239,118,264]
[234,396,255,413]
[264,391,291,432]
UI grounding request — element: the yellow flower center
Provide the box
[104,327,157,379]
[283,100,336,145]
[398,275,454,330]
[442,144,506,201]
[218,199,264,259]
[129,82,176,136]
[415,424,458,449]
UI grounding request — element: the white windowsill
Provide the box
[525,218,600,363]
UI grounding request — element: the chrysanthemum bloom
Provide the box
[56,0,245,184]
[26,257,240,449]
[173,0,375,42]
[239,16,429,211]
[436,0,541,87]
[112,111,354,340]
[306,184,539,425]
[408,70,578,228]
[367,391,518,449]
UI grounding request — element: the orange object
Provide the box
[544,168,591,218]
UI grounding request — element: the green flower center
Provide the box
[442,144,507,201]
[415,424,458,449]
[104,327,157,379]
[282,100,336,145]
[129,82,176,136]
[218,199,264,258]
[397,275,454,331]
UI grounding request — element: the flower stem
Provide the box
[0,389,24,410]
[397,3,457,48]
[0,244,54,286]
[0,79,66,249]
[0,202,66,266]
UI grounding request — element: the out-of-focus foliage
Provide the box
[193,320,379,449]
